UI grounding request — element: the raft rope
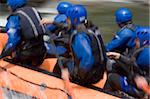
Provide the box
[0,66,71,99]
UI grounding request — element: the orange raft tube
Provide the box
[0,33,119,99]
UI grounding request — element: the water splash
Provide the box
[2,87,34,99]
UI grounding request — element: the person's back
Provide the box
[70,26,106,85]
[107,25,136,52]
[0,0,46,66]
[66,5,107,85]
[106,8,138,54]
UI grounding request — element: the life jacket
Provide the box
[84,20,100,36]
[8,7,46,40]
[119,24,149,55]
[123,25,149,55]
[7,7,46,66]
[130,45,150,76]
[69,24,107,85]
[85,20,107,61]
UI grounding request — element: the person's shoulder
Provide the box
[8,14,20,21]
[119,27,135,37]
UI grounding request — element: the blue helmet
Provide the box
[7,0,27,11]
[57,2,72,14]
[115,8,132,23]
[136,27,150,47]
[66,5,87,26]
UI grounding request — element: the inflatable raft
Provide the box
[0,33,120,99]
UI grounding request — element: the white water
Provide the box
[2,88,33,99]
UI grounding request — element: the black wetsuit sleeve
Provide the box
[119,55,132,65]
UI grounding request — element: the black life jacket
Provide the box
[7,7,46,66]
[69,24,107,85]
[121,24,138,55]
[85,20,107,61]
[130,45,150,76]
[8,7,46,40]
[84,20,100,36]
